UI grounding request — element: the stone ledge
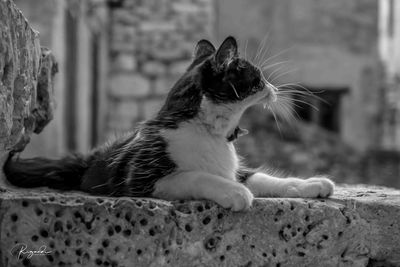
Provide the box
[0,185,399,267]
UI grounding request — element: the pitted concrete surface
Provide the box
[0,185,399,267]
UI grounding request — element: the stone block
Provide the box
[111,53,137,72]
[139,22,176,33]
[0,185,400,266]
[110,24,136,52]
[0,0,56,155]
[142,61,167,77]
[110,74,150,98]
[172,2,200,13]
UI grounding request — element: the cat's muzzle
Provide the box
[261,82,278,108]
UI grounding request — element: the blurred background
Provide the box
[14,0,400,188]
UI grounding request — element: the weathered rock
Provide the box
[32,47,57,134]
[0,0,57,157]
[0,185,399,267]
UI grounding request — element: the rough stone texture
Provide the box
[106,0,215,135]
[32,48,57,134]
[0,0,57,157]
[0,185,399,267]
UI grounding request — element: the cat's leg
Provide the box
[244,172,334,198]
[153,171,254,211]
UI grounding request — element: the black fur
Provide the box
[227,126,248,142]
[236,167,256,184]
[4,152,88,190]
[107,124,177,197]
[3,36,266,197]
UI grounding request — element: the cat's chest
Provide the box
[162,124,239,180]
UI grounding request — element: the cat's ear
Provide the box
[193,40,216,60]
[215,36,238,68]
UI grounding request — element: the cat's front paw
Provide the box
[285,177,334,198]
[215,183,254,211]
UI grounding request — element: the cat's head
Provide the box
[158,36,277,134]
[192,36,277,107]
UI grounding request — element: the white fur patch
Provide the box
[198,97,245,137]
[162,122,239,181]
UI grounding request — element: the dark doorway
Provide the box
[292,87,348,133]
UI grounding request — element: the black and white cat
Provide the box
[4,37,334,211]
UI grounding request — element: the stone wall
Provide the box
[106,0,215,135]
[1,184,400,267]
[0,0,56,170]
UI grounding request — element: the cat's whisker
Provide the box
[267,99,303,133]
[276,95,304,110]
[258,38,272,68]
[277,90,314,98]
[277,89,328,104]
[269,105,283,137]
[276,82,327,97]
[279,92,326,106]
[261,60,291,71]
[274,104,291,120]
[265,66,285,81]
[254,33,270,66]
[259,46,294,69]
[91,182,108,189]
[253,35,266,65]
[278,95,320,111]
[276,100,302,121]
[277,82,322,96]
[270,68,298,83]
[277,82,313,91]
[228,82,240,99]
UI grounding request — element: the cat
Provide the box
[3,36,334,211]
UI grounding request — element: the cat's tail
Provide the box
[3,151,89,190]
